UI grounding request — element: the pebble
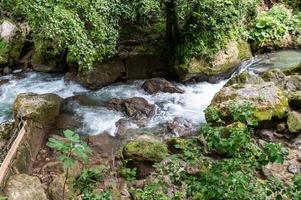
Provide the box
[287,164,300,174]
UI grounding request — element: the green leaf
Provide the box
[64,129,80,143]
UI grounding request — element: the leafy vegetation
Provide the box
[0,39,8,65]
[177,0,257,63]
[249,4,301,48]
[131,102,296,200]
[47,129,92,200]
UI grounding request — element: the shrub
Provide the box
[177,0,257,63]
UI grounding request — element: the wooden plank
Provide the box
[0,124,26,186]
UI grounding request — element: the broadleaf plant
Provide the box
[47,129,92,200]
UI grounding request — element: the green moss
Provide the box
[175,41,252,81]
[287,111,301,133]
[123,137,169,162]
[254,90,288,121]
[0,39,9,65]
[237,41,252,60]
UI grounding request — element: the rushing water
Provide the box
[0,58,257,136]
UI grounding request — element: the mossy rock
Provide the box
[175,40,252,83]
[0,121,14,140]
[13,93,62,123]
[123,135,169,163]
[208,83,289,122]
[287,111,301,133]
[226,71,264,86]
[32,38,67,73]
[288,91,301,109]
[0,20,26,67]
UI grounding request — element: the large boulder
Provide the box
[0,20,27,67]
[175,41,252,83]
[5,174,48,200]
[77,58,125,90]
[261,69,301,93]
[287,111,301,133]
[123,135,169,163]
[208,83,289,122]
[31,39,67,73]
[107,97,155,120]
[13,93,62,123]
[142,78,184,94]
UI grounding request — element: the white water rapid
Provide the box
[0,59,255,136]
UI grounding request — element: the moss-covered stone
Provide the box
[287,111,301,133]
[288,91,301,109]
[13,93,62,123]
[0,121,14,140]
[0,20,26,67]
[208,83,289,122]
[123,135,169,163]
[226,71,264,86]
[175,40,252,83]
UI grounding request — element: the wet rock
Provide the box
[123,135,169,162]
[0,79,9,86]
[226,71,264,86]
[276,122,287,133]
[207,83,288,122]
[175,40,252,83]
[88,133,120,159]
[5,174,48,200]
[3,66,12,75]
[77,58,125,90]
[107,97,155,119]
[55,113,82,131]
[257,129,275,141]
[293,135,301,150]
[115,119,131,137]
[284,75,301,92]
[287,111,301,133]
[142,78,184,94]
[261,69,286,87]
[13,93,62,123]
[166,118,193,137]
[288,91,301,109]
[63,95,103,107]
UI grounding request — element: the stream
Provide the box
[1,50,300,136]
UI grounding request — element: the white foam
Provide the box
[0,59,255,136]
[0,73,87,123]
